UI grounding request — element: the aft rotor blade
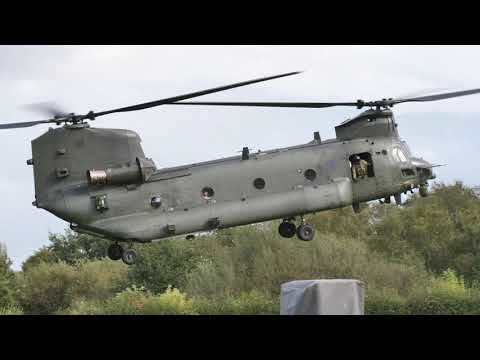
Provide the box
[393,88,480,105]
[91,72,302,118]
[169,101,360,108]
[0,119,55,130]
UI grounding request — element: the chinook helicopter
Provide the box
[1,72,479,265]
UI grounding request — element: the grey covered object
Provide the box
[280,279,365,315]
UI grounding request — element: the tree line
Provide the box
[1,181,480,315]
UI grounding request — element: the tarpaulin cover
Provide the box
[280,279,365,315]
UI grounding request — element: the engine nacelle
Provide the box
[87,157,156,186]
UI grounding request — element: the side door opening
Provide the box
[349,152,374,181]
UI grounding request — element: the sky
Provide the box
[1,45,480,269]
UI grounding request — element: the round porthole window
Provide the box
[201,187,215,200]
[151,196,162,208]
[253,178,266,189]
[304,169,317,181]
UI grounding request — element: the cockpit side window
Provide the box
[349,152,374,181]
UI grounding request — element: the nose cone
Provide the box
[410,157,436,181]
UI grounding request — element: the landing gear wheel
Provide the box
[419,184,428,198]
[296,224,315,241]
[122,248,137,265]
[107,243,123,261]
[278,221,296,238]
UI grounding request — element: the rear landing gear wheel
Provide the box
[122,248,137,265]
[278,221,296,238]
[297,224,315,241]
[107,243,123,261]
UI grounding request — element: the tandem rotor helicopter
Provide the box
[2,71,479,265]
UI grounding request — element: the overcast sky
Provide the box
[1,45,480,269]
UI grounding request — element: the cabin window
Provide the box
[151,196,162,208]
[349,153,374,181]
[304,169,317,181]
[201,187,215,199]
[253,178,266,189]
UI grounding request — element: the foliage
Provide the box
[10,182,480,315]
[45,230,110,265]
[183,225,430,299]
[16,261,77,314]
[369,182,480,284]
[62,287,277,315]
[192,290,278,315]
[0,305,23,315]
[128,240,201,294]
[17,259,129,314]
[21,230,110,271]
[21,247,57,272]
[0,243,15,308]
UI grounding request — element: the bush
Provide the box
[58,299,104,315]
[128,240,201,294]
[142,287,197,315]
[183,225,430,299]
[365,288,408,315]
[406,269,480,315]
[17,259,129,314]
[79,287,276,315]
[0,305,23,315]
[193,290,278,315]
[102,286,150,315]
[0,243,15,308]
[16,261,77,314]
[67,260,129,301]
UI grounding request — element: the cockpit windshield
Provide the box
[401,141,412,157]
[392,147,408,162]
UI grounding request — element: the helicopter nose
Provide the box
[410,157,436,181]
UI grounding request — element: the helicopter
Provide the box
[1,71,479,265]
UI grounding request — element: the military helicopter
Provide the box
[1,71,479,265]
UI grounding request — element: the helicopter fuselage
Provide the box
[29,109,434,243]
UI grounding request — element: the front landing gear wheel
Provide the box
[278,221,296,238]
[122,248,137,265]
[107,243,123,261]
[297,224,315,241]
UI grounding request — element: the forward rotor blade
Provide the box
[169,101,359,108]
[23,102,69,118]
[393,88,480,104]
[91,72,301,118]
[0,119,54,130]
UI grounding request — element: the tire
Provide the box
[419,185,428,198]
[296,224,315,241]
[278,221,296,238]
[122,248,137,265]
[107,243,123,261]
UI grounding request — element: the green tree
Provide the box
[17,259,129,314]
[22,229,111,270]
[21,246,56,272]
[128,239,201,294]
[369,182,480,284]
[47,230,110,264]
[0,243,15,308]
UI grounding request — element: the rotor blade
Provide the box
[169,101,360,108]
[90,72,302,118]
[23,102,69,118]
[393,88,480,104]
[0,119,54,130]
